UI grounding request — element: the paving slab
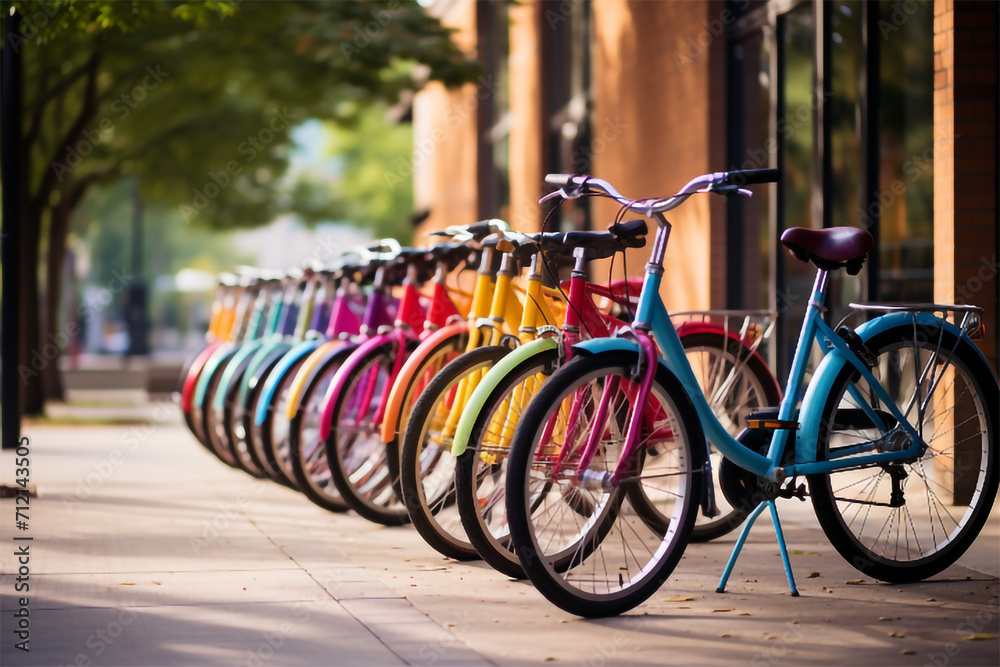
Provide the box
[1,420,998,666]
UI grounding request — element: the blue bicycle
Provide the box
[505,169,999,617]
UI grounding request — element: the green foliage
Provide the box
[8,0,479,230]
[324,107,415,243]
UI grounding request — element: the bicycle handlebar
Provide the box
[542,169,778,215]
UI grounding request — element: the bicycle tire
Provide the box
[199,357,242,469]
[678,332,781,542]
[243,357,290,485]
[326,342,410,525]
[455,347,559,577]
[260,355,310,489]
[221,363,268,478]
[383,331,468,502]
[506,350,704,617]
[401,346,510,560]
[288,350,354,513]
[808,322,998,583]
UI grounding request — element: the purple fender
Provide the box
[318,332,397,441]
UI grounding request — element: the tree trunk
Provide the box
[42,201,71,402]
[19,205,44,416]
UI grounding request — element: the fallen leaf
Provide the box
[789,550,820,556]
[845,579,864,585]
[739,612,752,616]
[901,649,916,655]
[662,596,695,602]
[888,631,906,638]
[807,572,821,579]
[119,582,135,586]
[544,658,556,662]
[719,634,732,638]
[962,633,997,641]
[712,608,735,613]
[925,597,937,602]
[764,635,779,641]
[151,581,162,585]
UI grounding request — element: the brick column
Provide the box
[933,0,998,505]
[933,0,998,372]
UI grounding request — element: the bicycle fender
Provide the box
[284,339,353,419]
[181,341,223,412]
[194,343,237,407]
[253,339,323,426]
[796,312,985,465]
[237,341,293,409]
[318,334,395,441]
[210,341,266,411]
[379,322,468,444]
[451,337,558,457]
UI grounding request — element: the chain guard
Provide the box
[718,427,781,509]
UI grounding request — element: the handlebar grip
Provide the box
[721,168,779,186]
[544,173,577,187]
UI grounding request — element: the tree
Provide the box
[3,0,479,414]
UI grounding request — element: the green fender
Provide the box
[451,337,558,456]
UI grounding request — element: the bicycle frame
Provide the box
[574,216,988,487]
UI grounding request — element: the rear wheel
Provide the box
[506,350,703,617]
[679,332,781,542]
[808,322,998,583]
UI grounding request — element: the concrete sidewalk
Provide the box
[1,418,998,666]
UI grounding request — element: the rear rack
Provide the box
[849,302,984,340]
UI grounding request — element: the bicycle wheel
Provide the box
[506,350,704,617]
[221,364,268,478]
[455,347,558,578]
[243,358,289,485]
[679,332,782,541]
[260,356,310,489]
[288,351,353,513]
[327,342,410,525]
[383,331,468,499]
[401,346,510,560]
[200,358,242,469]
[808,322,998,583]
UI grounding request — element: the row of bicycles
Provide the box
[181,168,998,618]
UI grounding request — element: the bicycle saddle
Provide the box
[780,226,873,275]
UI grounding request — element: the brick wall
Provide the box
[933,0,999,374]
[590,0,728,312]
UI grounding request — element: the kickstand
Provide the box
[716,499,799,597]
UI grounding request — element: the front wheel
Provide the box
[326,343,410,525]
[401,346,510,561]
[506,350,704,617]
[454,347,558,578]
[808,322,998,583]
